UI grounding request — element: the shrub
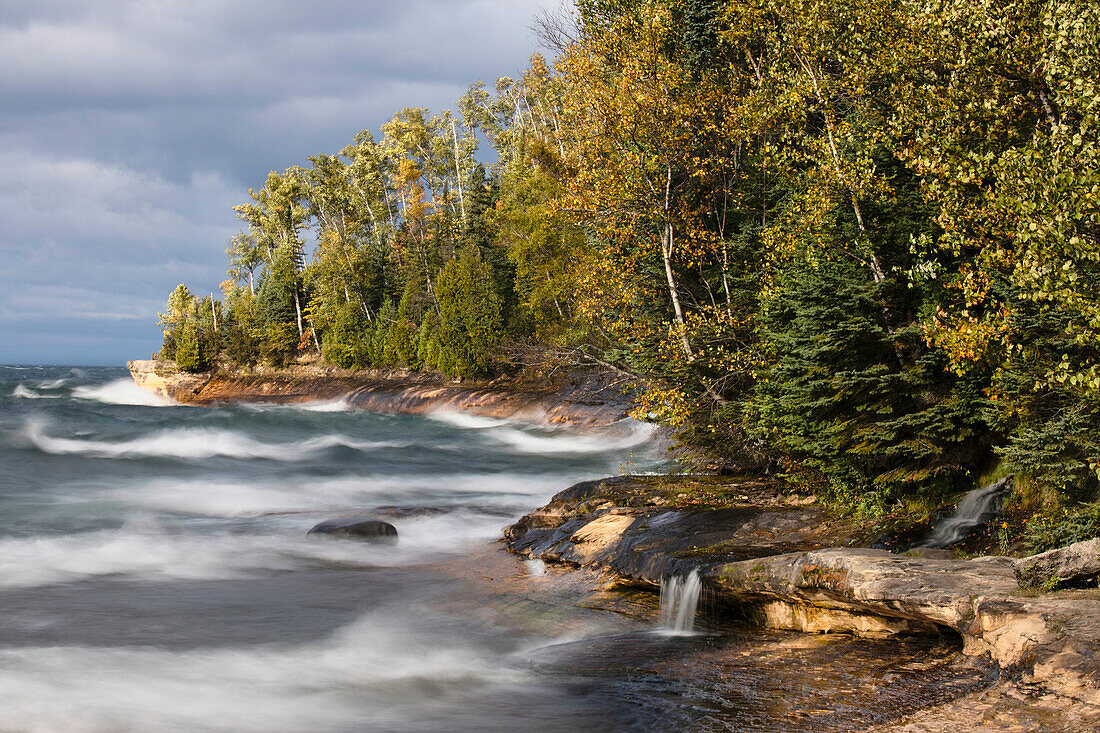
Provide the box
[1022,503,1100,554]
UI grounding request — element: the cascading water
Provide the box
[917,477,1014,548]
[658,568,702,632]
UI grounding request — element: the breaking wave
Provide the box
[22,422,404,461]
[0,611,519,733]
[71,379,173,406]
[12,384,61,400]
[429,410,658,455]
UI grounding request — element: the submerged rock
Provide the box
[308,517,398,544]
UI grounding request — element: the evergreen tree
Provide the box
[992,297,1100,503]
[436,245,503,377]
[253,245,301,364]
[174,315,210,373]
[750,257,989,507]
[321,300,369,369]
[157,284,195,360]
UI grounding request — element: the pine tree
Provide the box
[174,316,210,373]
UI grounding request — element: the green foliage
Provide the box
[321,301,369,369]
[435,245,503,377]
[750,257,988,502]
[1022,503,1100,554]
[157,284,195,360]
[220,284,257,365]
[153,1,1100,518]
[252,246,301,364]
[174,317,210,373]
[495,156,585,342]
[417,308,442,370]
[990,298,1100,501]
[385,281,422,368]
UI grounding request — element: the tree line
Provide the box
[158,0,1099,515]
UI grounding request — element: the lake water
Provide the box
[0,366,984,732]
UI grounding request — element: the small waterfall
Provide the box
[658,569,702,632]
[917,477,1013,548]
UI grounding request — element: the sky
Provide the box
[0,0,548,365]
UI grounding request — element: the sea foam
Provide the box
[72,378,173,406]
[23,422,403,462]
[12,384,60,400]
[0,610,518,733]
[429,409,658,455]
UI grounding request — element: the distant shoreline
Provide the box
[127,359,642,432]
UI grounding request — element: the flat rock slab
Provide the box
[127,360,636,429]
[505,475,1100,707]
[308,518,398,544]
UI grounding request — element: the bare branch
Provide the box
[530,1,579,54]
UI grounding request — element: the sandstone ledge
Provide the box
[126,359,636,430]
[504,475,1100,707]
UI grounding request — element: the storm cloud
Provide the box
[1,0,545,364]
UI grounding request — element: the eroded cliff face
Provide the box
[127,360,212,402]
[126,360,637,430]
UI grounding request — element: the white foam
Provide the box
[237,398,355,413]
[0,611,520,732]
[72,378,173,406]
[106,480,311,517]
[0,522,303,588]
[299,398,354,412]
[23,421,404,461]
[481,421,657,455]
[36,378,68,389]
[431,410,657,456]
[13,384,60,399]
[427,410,512,430]
[98,471,582,519]
[0,507,529,589]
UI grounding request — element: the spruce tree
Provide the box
[750,258,988,506]
[436,245,503,377]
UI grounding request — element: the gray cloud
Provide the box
[0,0,544,364]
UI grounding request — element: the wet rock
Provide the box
[126,359,210,402]
[708,549,1100,705]
[308,517,398,544]
[505,474,1100,707]
[904,548,956,560]
[127,360,638,429]
[504,476,859,587]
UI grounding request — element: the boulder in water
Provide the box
[308,517,398,544]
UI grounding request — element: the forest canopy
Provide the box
[158,0,1100,514]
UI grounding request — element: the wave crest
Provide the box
[12,384,61,400]
[23,422,404,461]
[72,379,173,406]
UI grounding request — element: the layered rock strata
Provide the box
[127,360,634,429]
[504,475,1100,706]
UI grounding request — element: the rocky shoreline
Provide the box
[127,361,1100,728]
[126,359,636,429]
[504,475,1100,728]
